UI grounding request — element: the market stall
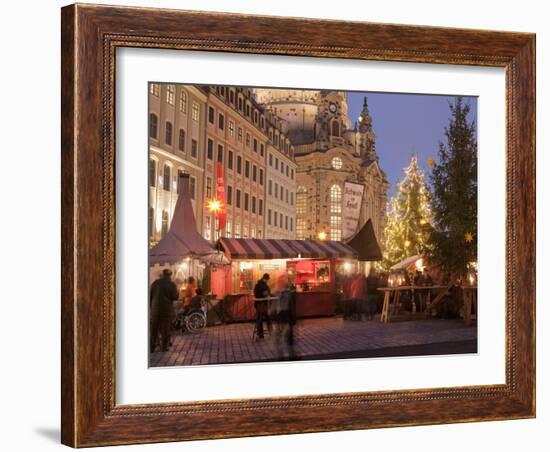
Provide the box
[213,238,358,320]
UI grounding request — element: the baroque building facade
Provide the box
[149,83,297,246]
[254,89,389,245]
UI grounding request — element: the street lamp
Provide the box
[206,198,223,215]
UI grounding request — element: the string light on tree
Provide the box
[381,155,432,269]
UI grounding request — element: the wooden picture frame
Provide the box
[61,3,535,447]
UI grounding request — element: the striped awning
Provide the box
[217,238,357,260]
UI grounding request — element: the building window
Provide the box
[191,139,198,158]
[206,177,212,198]
[238,127,243,142]
[280,213,283,229]
[149,207,154,239]
[259,199,263,216]
[237,156,242,174]
[243,225,249,238]
[290,191,294,205]
[260,143,264,156]
[165,121,173,145]
[269,154,273,166]
[245,160,250,178]
[259,169,264,185]
[244,193,249,211]
[149,159,156,187]
[204,216,211,240]
[285,216,288,230]
[268,209,272,225]
[208,106,215,124]
[290,218,293,232]
[330,184,342,240]
[178,129,185,151]
[296,186,307,239]
[331,120,340,137]
[176,169,185,193]
[235,223,240,239]
[163,164,171,191]
[253,138,258,152]
[227,185,232,205]
[166,84,175,104]
[149,113,158,138]
[207,139,213,160]
[189,176,196,199]
[251,225,256,238]
[179,90,187,112]
[236,189,241,208]
[217,144,223,162]
[281,162,284,174]
[280,185,284,200]
[286,166,289,177]
[268,180,273,196]
[252,196,256,214]
[286,189,289,204]
[238,97,243,111]
[260,117,264,129]
[246,104,250,117]
[246,133,251,147]
[252,165,257,182]
[192,102,200,121]
[274,182,278,198]
[274,212,278,227]
[275,157,279,171]
[218,113,224,130]
[229,90,235,104]
[332,156,343,170]
[161,210,169,237]
[228,150,234,169]
[226,220,232,238]
[215,217,221,240]
[291,168,294,179]
[149,83,160,97]
[229,120,235,137]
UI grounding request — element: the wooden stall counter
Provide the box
[295,291,335,318]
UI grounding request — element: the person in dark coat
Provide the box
[150,269,180,352]
[253,273,272,339]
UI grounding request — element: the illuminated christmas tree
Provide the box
[381,155,432,269]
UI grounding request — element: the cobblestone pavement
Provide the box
[149,316,477,367]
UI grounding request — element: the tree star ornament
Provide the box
[427,158,435,167]
[464,232,474,243]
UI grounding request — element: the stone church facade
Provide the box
[254,89,389,245]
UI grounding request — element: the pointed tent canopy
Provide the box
[149,174,218,265]
[346,219,383,261]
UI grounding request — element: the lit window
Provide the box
[149,83,160,97]
[229,121,235,137]
[178,129,185,151]
[166,84,175,105]
[192,102,200,121]
[235,223,240,238]
[161,210,169,237]
[191,139,198,158]
[296,186,308,239]
[332,157,343,170]
[204,216,211,240]
[330,184,342,240]
[179,90,187,112]
[226,220,232,238]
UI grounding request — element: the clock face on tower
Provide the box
[328,102,337,113]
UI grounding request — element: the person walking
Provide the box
[150,268,180,352]
[253,273,272,339]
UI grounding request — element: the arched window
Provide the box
[163,164,171,191]
[165,121,172,145]
[178,129,185,151]
[296,186,308,239]
[179,90,187,113]
[149,113,158,138]
[331,120,340,137]
[330,184,342,241]
[332,157,343,170]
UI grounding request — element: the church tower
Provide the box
[313,91,352,149]
[355,96,377,162]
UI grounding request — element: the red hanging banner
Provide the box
[216,161,226,230]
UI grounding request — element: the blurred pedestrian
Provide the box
[150,269,179,352]
[253,273,272,339]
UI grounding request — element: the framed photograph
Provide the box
[61,3,535,447]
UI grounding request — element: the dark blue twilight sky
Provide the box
[347,92,477,196]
